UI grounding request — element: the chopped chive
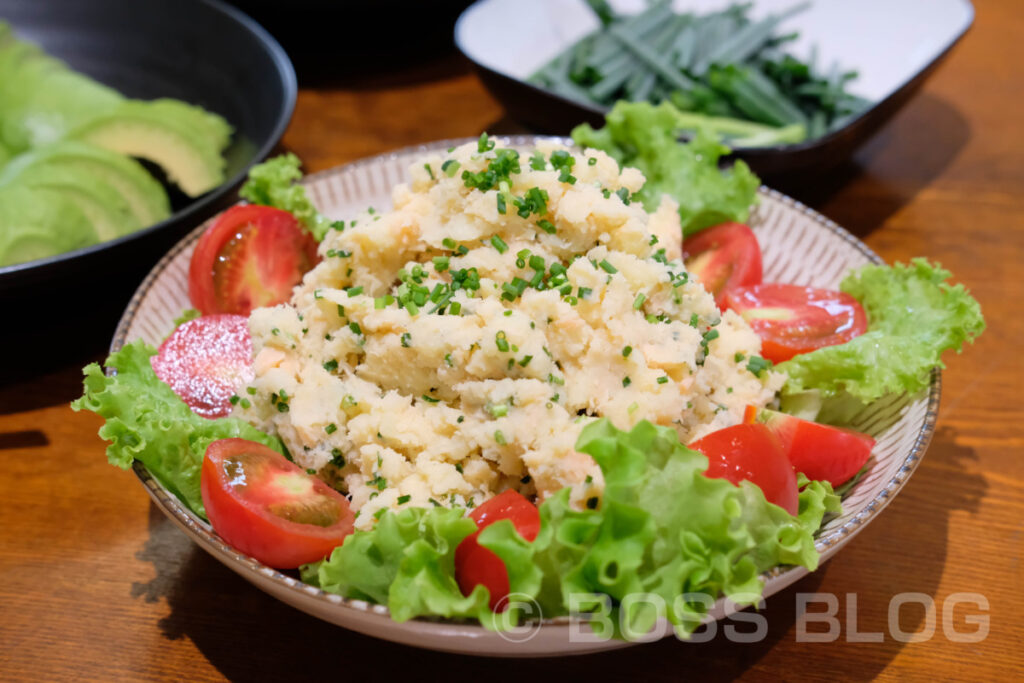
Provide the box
[518,355,533,367]
[657,376,669,384]
[633,293,646,309]
[401,332,412,348]
[421,394,440,403]
[495,331,510,352]
[442,159,461,176]
[433,256,450,272]
[588,157,598,166]
[537,219,557,234]
[598,259,617,274]
[346,286,363,297]
[622,376,632,387]
[398,494,411,505]
[490,235,508,253]
[488,403,509,418]
[622,346,632,357]
[424,163,435,180]
[494,430,507,445]
[323,359,338,371]
[348,321,362,335]
[325,423,338,434]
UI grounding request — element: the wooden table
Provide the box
[2,3,1022,680]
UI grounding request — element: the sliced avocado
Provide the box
[0,26,123,151]
[148,98,233,152]
[70,100,227,197]
[6,164,139,240]
[0,141,171,226]
[0,185,98,267]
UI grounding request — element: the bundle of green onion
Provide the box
[529,1,871,147]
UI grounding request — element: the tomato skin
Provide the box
[201,438,355,569]
[455,490,540,611]
[189,204,319,316]
[683,222,763,307]
[724,283,868,363]
[690,423,799,516]
[151,314,253,419]
[755,408,875,487]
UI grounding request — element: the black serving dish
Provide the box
[0,0,295,300]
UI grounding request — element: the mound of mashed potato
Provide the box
[238,139,784,528]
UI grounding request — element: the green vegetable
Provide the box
[239,153,331,241]
[529,2,868,145]
[572,101,760,236]
[70,340,286,518]
[303,506,520,630]
[778,259,985,421]
[309,419,838,636]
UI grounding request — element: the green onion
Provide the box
[633,292,646,309]
[657,376,669,384]
[622,345,632,357]
[491,235,509,253]
[599,259,617,274]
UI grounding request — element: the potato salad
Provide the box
[237,138,782,527]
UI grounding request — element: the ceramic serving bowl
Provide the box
[110,136,939,656]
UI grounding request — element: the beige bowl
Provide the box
[111,136,939,656]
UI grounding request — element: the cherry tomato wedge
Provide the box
[723,283,868,363]
[749,406,875,487]
[201,438,355,568]
[151,314,253,419]
[690,423,799,515]
[189,204,319,316]
[683,222,763,307]
[455,490,540,611]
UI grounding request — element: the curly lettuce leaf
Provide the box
[571,100,760,236]
[239,153,332,241]
[305,506,529,629]
[71,340,286,518]
[308,419,837,636]
[778,259,985,419]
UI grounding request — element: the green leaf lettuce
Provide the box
[239,153,332,241]
[70,340,286,518]
[777,258,985,420]
[309,419,838,637]
[571,101,761,236]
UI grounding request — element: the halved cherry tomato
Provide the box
[723,283,868,363]
[455,490,540,611]
[201,438,355,568]
[749,406,875,487]
[683,222,763,307]
[151,314,253,419]
[690,423,799,515]
[189,204,319,316]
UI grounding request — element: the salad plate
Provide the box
[110,136,939,656]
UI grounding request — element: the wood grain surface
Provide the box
[2,2,1022,681]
